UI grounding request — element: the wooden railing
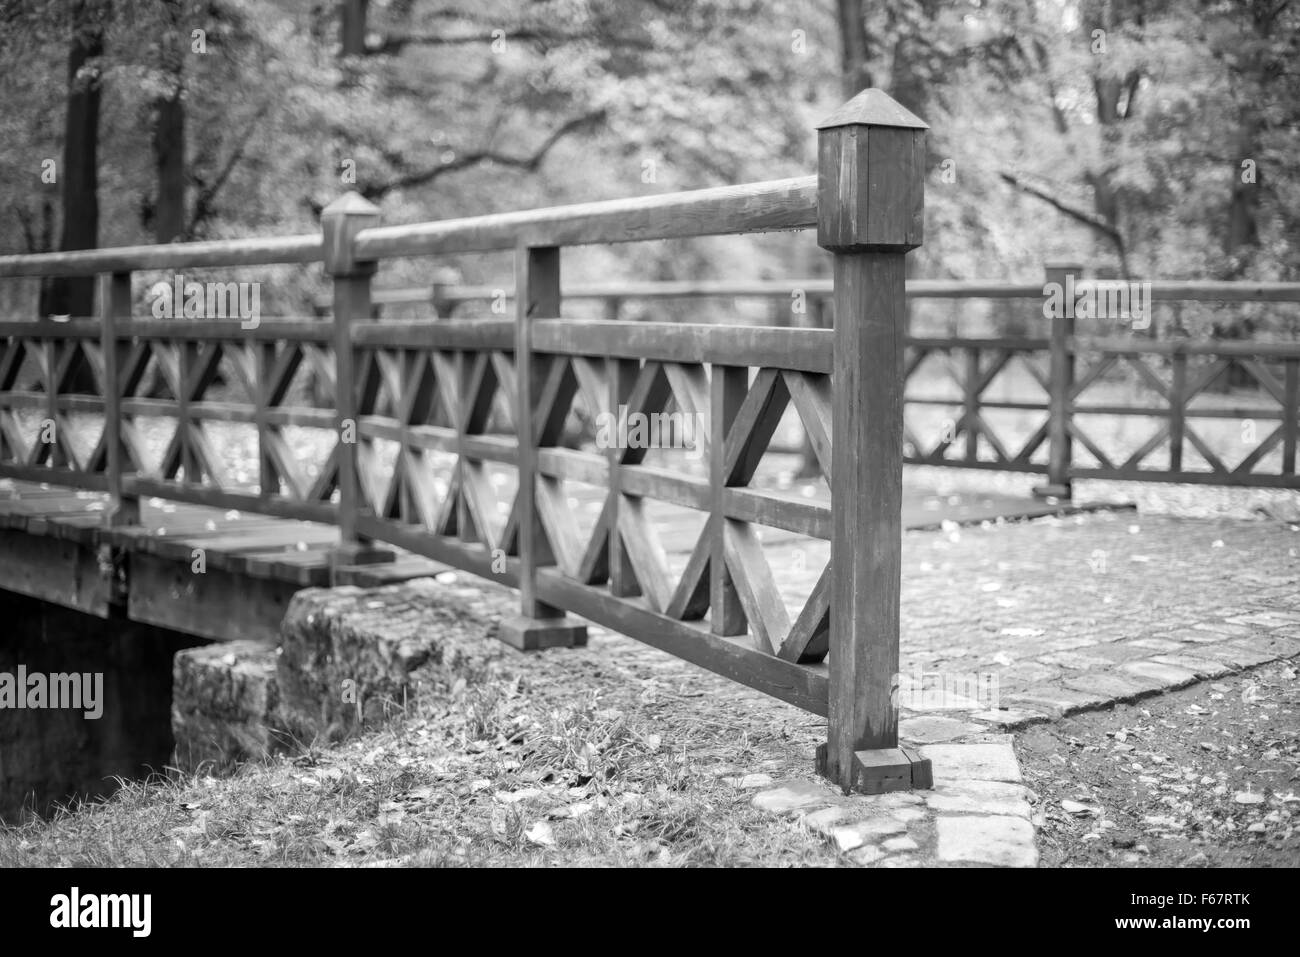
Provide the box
[350,271,1300,495]
[0,89,933,794]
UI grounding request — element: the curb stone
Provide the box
[750,724,1039,867]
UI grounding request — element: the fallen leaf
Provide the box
[496,788,541,804]
[525,821,555,847]
[1062,799,1101,817]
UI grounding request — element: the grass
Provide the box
[0,641,837,868]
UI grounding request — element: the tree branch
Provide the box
[362,110,607,200]
[186,100,272,238]
[369,30,652,55]
[1000,170,1121,243]
[1000,169,1130,273]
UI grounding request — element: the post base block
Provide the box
[498,615,588,651]
[816,744,934,794]
[1031,482,1072,501]
[329,543,396,583]
[104,500,141,528]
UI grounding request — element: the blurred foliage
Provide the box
[0,0,1296,318]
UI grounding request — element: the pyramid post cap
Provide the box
[322,191,381,217]
[816,89,928,131]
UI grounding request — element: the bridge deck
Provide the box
[0,477,1118,644]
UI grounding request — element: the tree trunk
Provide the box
[153,93,185,242]
[836,0,871,97]
[341,0,369,56]
[152,6,186,244]
[40,5,102,321]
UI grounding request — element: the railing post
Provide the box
[1035,261,1081,500]
[322,192,393,576]
[499,244,587,650]
[99,271,138,526]
[814,89,932,794]
[431,266,459,319]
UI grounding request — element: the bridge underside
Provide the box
[0,483,441,643]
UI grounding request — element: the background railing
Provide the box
[334,271,1300,496]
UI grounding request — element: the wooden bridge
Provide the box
[1,88,1298,793]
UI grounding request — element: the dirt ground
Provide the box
[1018,656,1300,867]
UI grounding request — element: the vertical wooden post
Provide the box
[813,89,931,794]
[322,192,393,575]
[963,346,980,462]
[1170,350,1187,473]
[710,366,747,635]
[431,266,458,319]
[256,341,275,498]
[499,244,587,650]
[453,350,473,538]
[1283,358,1298,476]
[179,340,197,482]
[607,356,640,597]
[1035,262,1081,499]
[99,271,138,526]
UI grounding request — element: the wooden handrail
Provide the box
[0,234,322,278]
[351,176,818,260]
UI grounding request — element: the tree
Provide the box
[149,0,187,244]
[40,0,108,320]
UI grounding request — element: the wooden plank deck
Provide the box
[0,477,1126,643]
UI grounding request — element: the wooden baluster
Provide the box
[256,341,275,499]
[814,89,932,794]
[99,271,139,525]
[39,335,59,468]
[322,192,394,578]
[455,350,474,540]
[499,244,587,650]
[1284,358,1299,476]
[607,356,640,597]
[1035,262,1081,499]
[710,365,747,635]
[1170,349,1187,474]
[179,339,197,483]
[964,346,980,462]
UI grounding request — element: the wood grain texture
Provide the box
[826,252,908,786]
[710,366,747,637]
[515,245,565,619]
[353,177,817,259]
[0,234,321,278]
[537,570,828,717]
[532,320,833,374]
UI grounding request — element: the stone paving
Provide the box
[754,509,1300,720]
[744,508,1300,866]
[750,733,1038,868]
[175,495,1300,867]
